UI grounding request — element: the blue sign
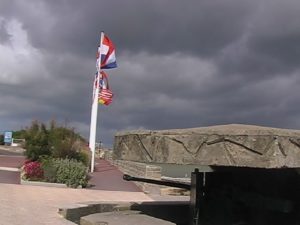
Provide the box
[4,131,13,144]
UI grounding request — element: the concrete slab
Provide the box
[80,211,175,225]
[114,124,300,168]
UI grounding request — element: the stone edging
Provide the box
[20,179,68,188]
[0,167,20,172]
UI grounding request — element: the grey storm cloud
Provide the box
[8,0,257,57]
[0,0,300,146]
[0,20,11,44]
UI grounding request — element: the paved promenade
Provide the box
[88,159,142,192]
[0,147,152,225]
[0,183,152,225]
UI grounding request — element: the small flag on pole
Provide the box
[93,71,114,105]
[96,34,117,70]
[99,89,113,105]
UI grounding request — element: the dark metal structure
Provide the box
[123,174,191,190]
[124,169,205,225]
[124,167,300,225]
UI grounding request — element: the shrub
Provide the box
[22,161,43,181]
[24,120,89,163]
[56,158,88,188]
[73,150,91,167]
[41,158,88,188]
[24,121,50,161]
[40,156,57,183]
[13,129,27,139]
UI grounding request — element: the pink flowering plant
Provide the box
[22,161,44,181]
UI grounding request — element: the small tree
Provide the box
[13,129,27,139]
[48,126,78,158]
[24,120,50,161]
[24,120,90,166]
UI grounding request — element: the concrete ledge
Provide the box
[20,179,68,188]
[59,202,132,224]
[0,167,20,172]
[59,201,189,225]
[113,124,300,168]
[81,210,175,225]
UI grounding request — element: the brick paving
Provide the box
[88,159,142,192]
[0,155,26,168]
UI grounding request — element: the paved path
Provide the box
[0,155,25,168]
[0,183,153,225]
[0,147,188,225]
[0,170,20,184]
[0,148,152,225]
[0,153,25,184]
[0,149,24,156]
[88,159,141,192]
[0,148,140,192]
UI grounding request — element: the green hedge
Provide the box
[41,157,89,188]
[24,120,90,166]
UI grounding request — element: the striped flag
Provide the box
[96,34,117,70]
[99,88,113,105]
[93,71,114,105]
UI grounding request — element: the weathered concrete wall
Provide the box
[113,124,300,168]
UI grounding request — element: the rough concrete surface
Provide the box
[114,124,300,168]
[81,210,175,225]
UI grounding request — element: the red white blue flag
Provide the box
[96,34,117,70]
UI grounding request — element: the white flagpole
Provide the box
[89,31,104,173]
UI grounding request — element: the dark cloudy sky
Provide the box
[0,0,299,146]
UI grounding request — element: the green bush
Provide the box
[41,157,88,188]
[56,158,88,188]
[13,129,26,139]
[24,121,50,161]
[73,150,91,167]
[40,156,57,183]
[23,120,90,165]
